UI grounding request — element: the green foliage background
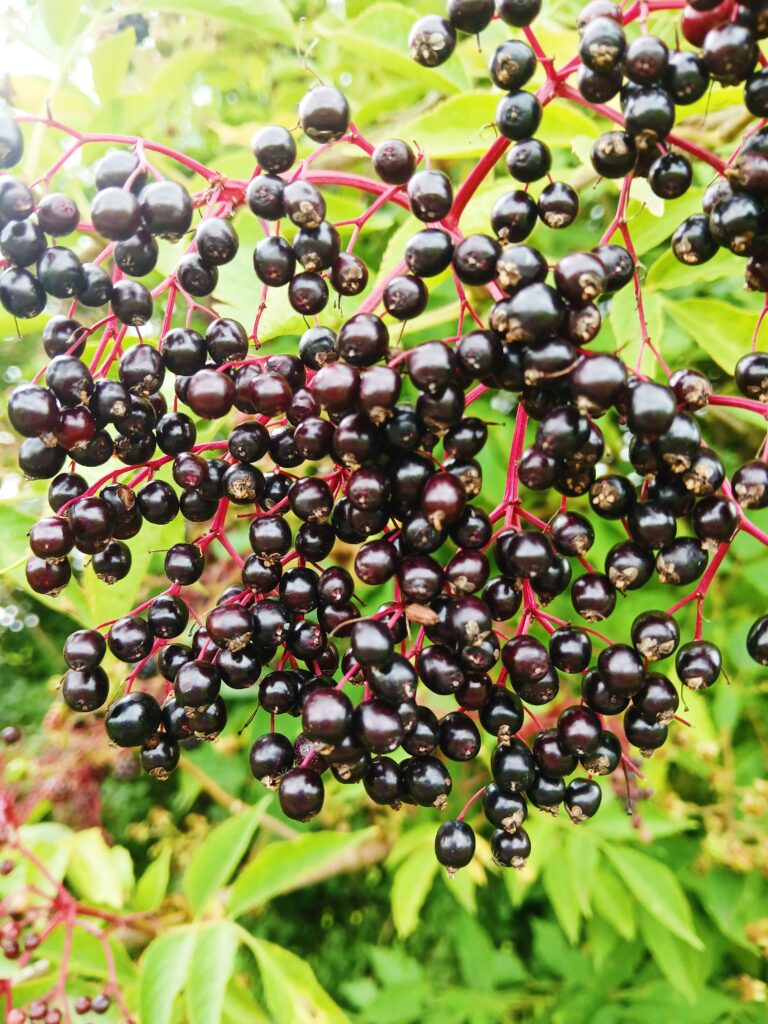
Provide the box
[0,1,767,1021]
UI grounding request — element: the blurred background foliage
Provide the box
[0,0,767,1021]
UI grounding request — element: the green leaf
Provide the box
[183,797,270,917]
[390,846,439,940]
[385,822,438,868]
[590,865,637,941]
[661,296,762,373]
[542,851,581,943]
[41,926,136,985]
[241,933,351,1024]
[229,827,376,918]
[686,866,767,954]
[332,4,468,95]
[603,844,703,949]
[589,801,697,840]
[38,0,87,49]
[638,908,707,1002]
[540,823,593,942]
[625,982,739,1024]
[541,99,599,144]
[441,861,477,916]
[645,246,734,292]
[186,922,240,1024]
[14,823,72,892]
[607,277,665,374]
[90,25,134,105]
[133,847,171,913]
[453,910,499,993]
[401,93,498,159]
[139,926,197,1024]
[135,0,294,43]
[65,829,134,910]
[222,974,271,1024]
[610,188,704,255]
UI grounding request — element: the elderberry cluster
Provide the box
[575,0,768,288]
[3,0,768,879]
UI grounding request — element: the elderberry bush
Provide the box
[4,0,768,881]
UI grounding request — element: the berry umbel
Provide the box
[3,1,767,904]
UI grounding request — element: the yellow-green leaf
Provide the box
[66,829,134,910]
[645,246,735,292]
[133,847,171,913]
[390,845,439,939]
[90,25,135,105]
[590,864,637,941]
[135,0,294,44]
[139,926,197,1024]
[242,934,351,1024]
[229,828,376,918]
[603,844,702,949]
[638,907,707,1002]
[663,296,763,373]
[186,922,240,1024]
[402,93,498,159]
[183,797,271,917]
[332,4,468,95]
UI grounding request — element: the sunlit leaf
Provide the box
[183,797,271,917]
[65,829,134,910]
[133,847,171,913]
[229,827,376,918]
[186,921,240,1024]
[332,4,469,95]
[241,933,351,1024]
[135,0,294,43]
[663,295,763,373]
[603,844,702,949]
[139,926,197,1024]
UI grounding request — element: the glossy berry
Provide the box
[632,672,679,723]
[439,711,481,761]
[507,139,548,183]
[582,731,622,775]
[675,640,722,690]
[401,755,452,808]
[249,733,295,786]
[104,692,161,747]
[62,667,109,712]
[580,17,626,72]
[409,15,457,67]
[557,706,601,756]
[565,778,602,823]
[37,192,80,236]
[496,0,541,26]
[435,819,475,873]
[252,125,296,173]
[483,783,527,832]
[490,39,537,90]
[407,169,453,222]
[447,0,494,32]
[496,91,542,142]
[278,768,325,821]
[631,610,680,662]
[624,707,668,754]
[140,734,180,780]
[491,827,531,868]
[702,22,756,86]
[299,85,350,144]
[302,687,353,745]
[491,737,535,792]
[372,139,416,184]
